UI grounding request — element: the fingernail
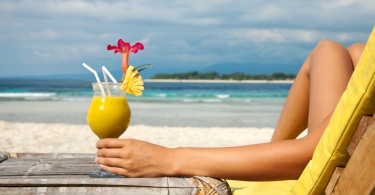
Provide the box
[95,157,98,163]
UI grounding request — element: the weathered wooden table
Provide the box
[0,152,231,194]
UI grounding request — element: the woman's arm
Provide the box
[169,138,313,181]
[96,112,329,180]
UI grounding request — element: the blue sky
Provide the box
[0,0,374,78]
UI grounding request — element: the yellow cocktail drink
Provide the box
[87,83,131,139]
[87,96,131,138]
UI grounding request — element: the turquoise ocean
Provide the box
[0,79,291,103]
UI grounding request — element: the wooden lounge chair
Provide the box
[229,26,375,194]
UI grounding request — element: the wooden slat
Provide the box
[325,167,344,194]
[11,153,96,159]
[0,186,173,195]
[0,186,201,195]
[347,115,373,156]
[0,177,168,187]
[0,154,98,176]
[0,177,204,195]
[331,116,375,194]
[0,158,39,176]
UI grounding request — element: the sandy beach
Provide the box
[0,121,276,153]
[0,99,290,153]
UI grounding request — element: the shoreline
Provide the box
[0,99,284,128]
[145,79,294,84]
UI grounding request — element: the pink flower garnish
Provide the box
[107,39,144,80]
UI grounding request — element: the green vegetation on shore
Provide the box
[151,71,296,81]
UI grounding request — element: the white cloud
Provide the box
[26,29,59,40]
[321,0,358,9]
[0,0,374,77]
[238,29,368,44]
[33,50,52,59]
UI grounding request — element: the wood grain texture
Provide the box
[0,152,231,195]
[329,116,375,194]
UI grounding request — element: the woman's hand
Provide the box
[95,138,174,177]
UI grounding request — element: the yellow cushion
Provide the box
[291,26,375,194]
[228,180,296,195]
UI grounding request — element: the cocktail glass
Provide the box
[87,82,131,178]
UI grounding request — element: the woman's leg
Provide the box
[270,53,310,141]
[271,40,355,141]
[348,43,366,67]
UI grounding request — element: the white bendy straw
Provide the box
[101,66,116,96]
[82,63,106,96]
[102,66,118,83]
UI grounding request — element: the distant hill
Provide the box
[0,62,300,80]
[201,62,300,75]
[151,71,296,80]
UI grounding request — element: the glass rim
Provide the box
[91,82,127,97]
[92,82,127,85]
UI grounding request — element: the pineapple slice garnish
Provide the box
[121,64,153,96]
[122,66,144,96]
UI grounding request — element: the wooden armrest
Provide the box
[325,115,375,194]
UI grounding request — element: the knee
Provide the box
[311,40,347,59]
[314,40,344,51]
[299,40,340,75]
[347,43,365,67]
[305,40,351,72]
[309,40,347,65]
[348,43,365,52]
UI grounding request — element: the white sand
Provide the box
[0,121,276,154]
